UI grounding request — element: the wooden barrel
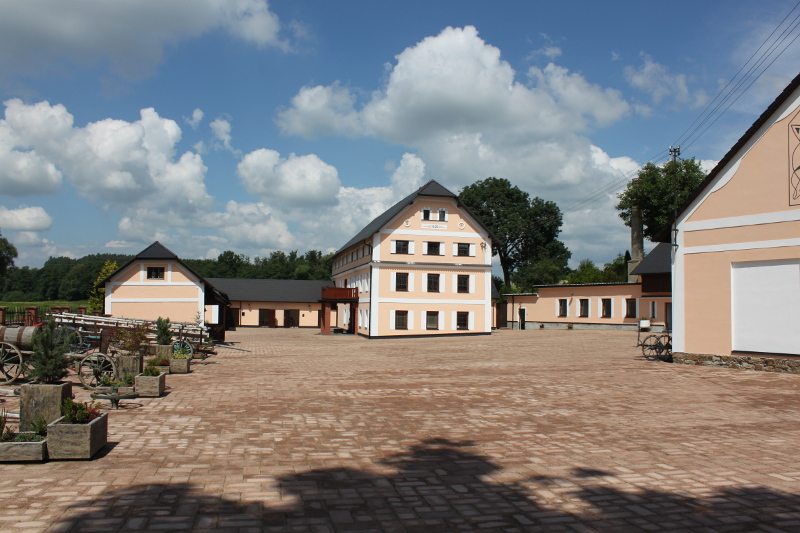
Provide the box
[0,325,42,350]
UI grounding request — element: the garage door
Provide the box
[731,260,800,355]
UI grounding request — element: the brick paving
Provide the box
[1,328,800,532]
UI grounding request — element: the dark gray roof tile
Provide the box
[206,278,333,303]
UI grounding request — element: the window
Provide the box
[395,310,408,330]
[626,299,637,318]
[601,298,612,318]
[422,208,431,220]
[426,242,441,255]
[396,273,408,292]
[395,240,409,254]
[456,311,469,330]
[426,311,439,330]
[558,299,568,317]
[457,275,469,293]
[457,243,470,256]
[650,301,657,319]
[437,208,447,221]
[427,274,440,292]
[579,299,589,317]
[147,267,164,280]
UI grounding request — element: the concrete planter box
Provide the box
[154,345,172,358]
[155,365,170,375]
[169,358,190,374]
[0,435,47,462]
[135,373,166,397]
[96,386,135,395]
[115,355,143,379]
[47,412,108,460]
[19,382,72,432]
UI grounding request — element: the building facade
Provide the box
[657,72,800,370]
[329,180,495,337]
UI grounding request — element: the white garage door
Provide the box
[732,260,800,355]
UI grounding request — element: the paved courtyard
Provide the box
[2,328,800,532]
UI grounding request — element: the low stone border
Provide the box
[674,352,800,374]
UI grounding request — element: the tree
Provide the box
[459,178,565,287]
[616,158,707,241]
[88,260,119,314]
[0,230,18,277]
[512,240,572,290]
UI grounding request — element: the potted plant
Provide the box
[0,410,48,462]
[170,346,192,374]
[154,317,173,358]
[112,323,149,376]
[639,317,651,329]
[147,355,171,374]
[97,374,136,395]
[135,365,166,397]
[47,397,107,460]
[19,320,73,432]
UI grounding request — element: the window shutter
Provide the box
[422,242,428,255]
[409,241,415,254]
[390,310,395,330]
[420,311,425,330]
[423,274,428,292]
[452,274,457,291]
[469,243,476,257]
[438,311,443,329]
[408,310,414,330]
[469,275,475,293]
[610,299,614,318]
[452,311,456,329]
[439,242,445,255]
[439,274,445,292]
[390,273,396,291]
[468,312,474,330]
[391,240,397,253]
[408,272,414,291]
[452,243,458,256]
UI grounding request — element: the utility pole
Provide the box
[669,146,681,248]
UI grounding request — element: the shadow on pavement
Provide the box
[55,438,800,531]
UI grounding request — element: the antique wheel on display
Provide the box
[54,325,83,351]
[0,342,23,384]
[657,335,673,362]
[641,335,660,360]
[172,339,193,358]
[77,353,117,389]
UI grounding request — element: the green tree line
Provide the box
[1,249,334,302]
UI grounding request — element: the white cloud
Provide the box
[210,117,241,155]
[0,0,291,79]
[532,46,562,60]
[185,108,204,129]
[624,53,707,108]
[105,240,132,248]
[0,205,53,231]
[237,149,341,207]
[216,200,295,250]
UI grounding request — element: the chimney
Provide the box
[628,206,644,282]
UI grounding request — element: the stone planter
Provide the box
[47,412,108,460]
[135,373,166,397]
[169,358,190,374]
[115,354,143,379]
[155,365,170,375]
[0,434,47,462]
[19,382,72,432]
[96,386,135,395]
[154,345,172,358]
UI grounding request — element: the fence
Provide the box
[0,306,92,326]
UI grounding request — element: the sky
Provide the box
[1,0,799,271]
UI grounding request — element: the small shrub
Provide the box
[147,355,170,367]
[61,398,101,424]
[30,415,48,437]
[141,365,161,377]
[121,373,135,385]
[171,346,191,360]
[113,323,150,353]
[14,433,45,442]
[156,317,173,346]
[28,320,72,383]
[0,408,14,442]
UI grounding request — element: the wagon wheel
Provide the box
[657,335,673,362]
[78,353,117,389]
[0,342,23,384]
[641,335,660,360]
[172,339,193,358]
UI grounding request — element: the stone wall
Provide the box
[673,352,800,374]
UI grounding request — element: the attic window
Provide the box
[438,208,448,221]
[422,208,431,220]
[147,267,165,280]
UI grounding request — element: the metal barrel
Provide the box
[0,325,42,350]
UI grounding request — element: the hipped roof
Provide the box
[630,243,672,275]
[206,278,333,303]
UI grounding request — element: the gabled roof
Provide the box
[630,243,672,275]
[655,70,800,243]
[206,278,333,303]
[96,241,230,304]
[333,180,497,259]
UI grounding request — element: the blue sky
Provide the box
[1,0,799,270]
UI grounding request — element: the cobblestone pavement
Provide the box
[2,328,800,532]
